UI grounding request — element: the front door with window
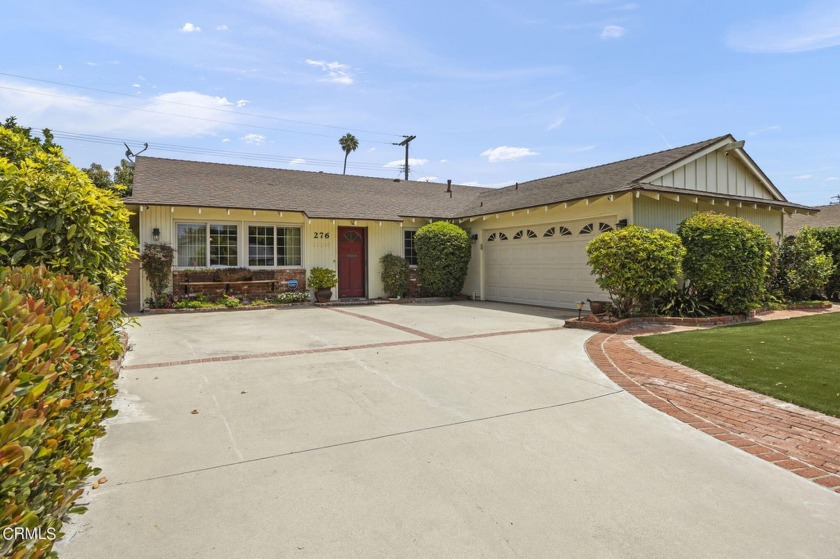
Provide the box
[338,227,366,298]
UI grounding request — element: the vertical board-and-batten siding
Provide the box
[649,151,772,200]
[633,197,784,238]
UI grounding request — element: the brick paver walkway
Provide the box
[585,307,840,494]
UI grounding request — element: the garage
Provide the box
[483,218,613,309]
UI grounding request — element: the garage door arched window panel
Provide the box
[598,222,613,233]
[498,232,508,240]
[558,226,573,236]
[513,230,525,239]
[487,232,498,242]
[579,223,594,234]
[543,227,556,237]
[526,229,537,239]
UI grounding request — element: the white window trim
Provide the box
[403,228,419,268]
[245,223,304,269]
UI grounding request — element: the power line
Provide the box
[48,129,394,173]
[0,71,403,140]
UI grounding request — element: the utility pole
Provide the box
[393,135,416,180]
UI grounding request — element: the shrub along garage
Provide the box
[123,134,816,311]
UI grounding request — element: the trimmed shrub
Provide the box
[380,253,409,298]
[139,243,175,306]
[773,227,833,301]
[586,225,685,317]
[811,227,840,300]
[0,126,136,300]
[0,265,122,558]
[414,222,471,297]
[678,212,772,315]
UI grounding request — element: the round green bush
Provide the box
[414,221,471,297]
[810,227,840,300]
[586,225,685,316]
[678,212,772,314]
[773,227,834,301]
[0,125,136,299]
[380,253,409,298]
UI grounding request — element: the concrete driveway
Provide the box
[59,302,840,558]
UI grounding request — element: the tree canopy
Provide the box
[339,133,359,175]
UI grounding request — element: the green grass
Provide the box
[636,313,840,418]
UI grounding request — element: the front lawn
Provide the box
[636,313,840,418]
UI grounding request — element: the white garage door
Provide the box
[484,219,613,309]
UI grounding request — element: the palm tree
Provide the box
[339,133,359,175]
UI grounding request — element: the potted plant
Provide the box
[308,267,337,303]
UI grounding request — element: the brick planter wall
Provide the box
[407,267,423,297]
[172,268,307,299]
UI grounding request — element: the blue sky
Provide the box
[2,0,839,206]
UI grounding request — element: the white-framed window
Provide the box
[176,222,239,267]
[404,229,418,266]
[248,225,302,267]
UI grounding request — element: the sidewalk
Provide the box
[585,306,840,493]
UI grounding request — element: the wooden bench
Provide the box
[183,279,284,295]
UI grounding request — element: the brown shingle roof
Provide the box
[126,158,484,221]
[786,204,840,232]
[125,135,812,220]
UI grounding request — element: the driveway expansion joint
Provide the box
[586,325,840,494]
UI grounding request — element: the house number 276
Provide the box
[313,232,330,239]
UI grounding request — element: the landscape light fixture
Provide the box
[576,301,584,320]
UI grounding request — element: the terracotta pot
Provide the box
[315,288,333,303]
[587,299,609,314]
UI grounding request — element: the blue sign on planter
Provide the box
[287,279,298,291]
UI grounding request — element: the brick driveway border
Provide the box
[585,307,840,494]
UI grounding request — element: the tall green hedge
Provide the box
[379,253,409,298]
[586,225,685,316]
[773,227,833,301]
[414,222,471,297]
[811,226,840,300]
[0,126,136,300]
[678,212,772,314]
[0,266,122,558]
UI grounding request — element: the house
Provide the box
[123,134,814,311]
[785,204,840,233]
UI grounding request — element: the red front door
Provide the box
[338,227,366,298]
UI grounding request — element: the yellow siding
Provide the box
[633,197,784,237]
[650,151,773,200]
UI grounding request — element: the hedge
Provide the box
[0,266,122,558]
[0,126,136,300]
[379,253,409,298]
[678,212,772,314]
[414,222,471,297]
[811,227,840,300]
[773,227,833,301]
[586,225,685,317]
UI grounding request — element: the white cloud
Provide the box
[601,25,626,39]
[547,116,566,131]
[305,59,354,85]
[572,145,598,152]
[827,176,840,181]
[384,158,428,168]
[461,181,481,187]
[368,147,376,152]
[792,174,813,180]
[440,159,448,163]
[416,176,439,182]
[728,3,840,53]
[236,100,249,108]
[132,83,141,88]
[57,64,63,71]
[216,24,229,31]
[222,138,231,143]
[290,158,306,165]
[180,22,202,33]
[480,146,538,163]
[242,133,266,145]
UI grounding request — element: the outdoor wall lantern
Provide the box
[576,301,584,320]
[470,234,478,242]
[152,227,161,242]
[616,218,628,229]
